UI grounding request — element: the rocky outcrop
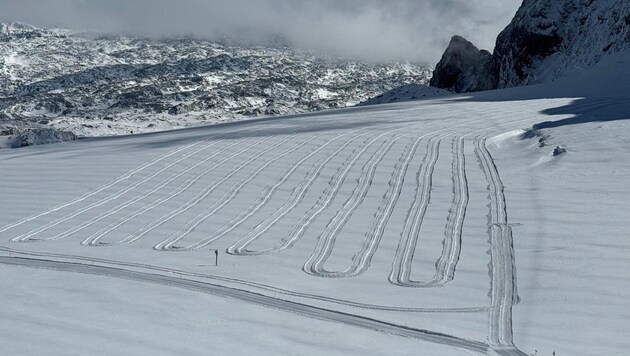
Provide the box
[495,0,629,86]
[429,36,498,93]
[430,0,630,92]
[0,22,433,138]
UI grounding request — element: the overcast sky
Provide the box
[0,0,522,63]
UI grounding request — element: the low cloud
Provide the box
[0,0,521,63]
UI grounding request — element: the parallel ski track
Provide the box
[474,137,524,356]
[156,133,321,251]
[432,136,469,286]
[81,138,268,245]
[388,136,441,285]
[0,255,489,355]
[82,134,302,246]
[389,136,469,287]
[302,111,506,279]
[124,134,294,246]
[0,245,488,314]
[11,138,230,242]
[226,122,418,256]
[0,140,202,234]
[190,126,374,253]
[388,111,534,289]
[75,137,260,245]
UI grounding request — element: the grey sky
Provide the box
[0,0,522,63]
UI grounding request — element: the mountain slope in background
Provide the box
[430,0,630,92]
[0,22,431,142]
[357,84,450,106]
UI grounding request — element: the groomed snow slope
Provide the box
[1,51,629,356]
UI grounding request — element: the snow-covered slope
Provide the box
[430,0,630,92]
[1,47,628,355]
[357,84,451,106]
[0,22,431,139]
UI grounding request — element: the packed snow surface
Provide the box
[1,51,629,355]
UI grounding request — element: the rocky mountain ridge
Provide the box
[0,22,431,141]
[431,0,630,92]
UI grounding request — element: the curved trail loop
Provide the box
[227,122,421,256]
[475,137,524,356]
[388,136,441,286]
[390,136,469,287]
[194,126,372,253]
[0,255,489,355]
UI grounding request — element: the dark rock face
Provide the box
[430,36,498,93]
[14,128,77,148]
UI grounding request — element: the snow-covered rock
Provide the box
[494,0,630,86]
[429,0,630,92]
[0,22,431,140]
[0,127,77,149]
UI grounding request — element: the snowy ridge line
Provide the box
[123,134,291,246]
[80,136,269,246]
[0,255,489,354]
[474,137,523,356]
[227,121,420,256]
[184,125,375,252]
[388,136,441,285]
[157,133,322,251]
[0,140,202,234]
[0,246,488,314]
[10,138,227,242]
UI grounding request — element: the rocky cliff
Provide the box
[431,0,630,92]
[428,36,498,92]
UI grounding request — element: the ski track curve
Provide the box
[391,136,469,288]
[227,121,418,256]
[226,131,374,255]
[191,126,374,253]
[474,137,524,356]
[388,136,441,286]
